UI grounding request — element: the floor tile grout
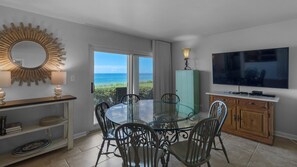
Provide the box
[246,142,259,167]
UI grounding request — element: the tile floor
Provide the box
[12,131,297,167]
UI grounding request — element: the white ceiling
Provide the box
[1,0,297,42]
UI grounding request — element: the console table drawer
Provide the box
[238,99,268,109]
[212,96,236,106]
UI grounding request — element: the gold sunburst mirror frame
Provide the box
[0,23,66,86]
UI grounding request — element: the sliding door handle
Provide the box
[91,82,95,93]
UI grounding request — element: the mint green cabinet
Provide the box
[176,70,199,113]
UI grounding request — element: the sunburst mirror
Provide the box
[0,23,66,86]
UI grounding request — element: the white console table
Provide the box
[0,95,76,167]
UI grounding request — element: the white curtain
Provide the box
[153,40,173,100]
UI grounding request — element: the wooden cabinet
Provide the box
[208,93,278,145]
[176,70,199,113]
[0,95,76,166]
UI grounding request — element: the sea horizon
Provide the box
[94,73,153,85]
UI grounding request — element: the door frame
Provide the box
[88,44,152,130]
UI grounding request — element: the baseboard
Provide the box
[275,131,297,140]
[73,131,88,139]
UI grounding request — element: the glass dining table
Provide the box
[105,99,204,143]
[105,100,206,166]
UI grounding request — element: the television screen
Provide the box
[212,47,289,88]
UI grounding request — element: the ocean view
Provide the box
[94,73,153,86]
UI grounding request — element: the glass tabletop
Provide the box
[105,100,205,130]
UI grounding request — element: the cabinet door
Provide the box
[176,70,194,107]
[222,105,237,131]
[237,107,269,137]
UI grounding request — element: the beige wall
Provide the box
[0,5,152,134]
[172,19,297,139]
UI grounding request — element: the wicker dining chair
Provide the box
[161,93,180,104]
[115,123,165,167]
[120,94,140,104]
[94,102,117,167]
[168,118,219,167]
[208,100,230,163]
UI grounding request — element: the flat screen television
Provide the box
[212,47,289,89]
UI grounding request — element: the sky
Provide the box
[94,51,153,73]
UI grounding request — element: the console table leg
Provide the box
[67,101,74,149]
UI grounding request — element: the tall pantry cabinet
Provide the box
[175,70,200,113]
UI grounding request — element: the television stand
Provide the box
[206,91,279,145]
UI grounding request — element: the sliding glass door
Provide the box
[138,56,153,99]
[93,52,128,106]
[92,51,153,124]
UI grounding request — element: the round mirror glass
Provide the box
[10,41,47,68]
